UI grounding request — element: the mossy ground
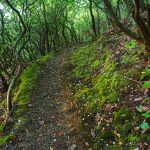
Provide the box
[0,52,54,146]
[69,33,149,149]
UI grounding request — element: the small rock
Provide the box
[42,92,49,98]
[49,147,54,150]
[134,148,139,150]
[134,97,143,102]
[70,144,77,150]
[85,142,90,147]
[91,129,96,138]
[68,127,76,134]
[27,104,33,108]
[113,142,116,145]
[53,139,56,142]
[9,117,15,123]
[6,144,14,150]
[39,121,45,126]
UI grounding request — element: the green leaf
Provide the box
[142,110,150,118]
[139,121,149,129]
[136,105,143,112]
[143,81,150,89]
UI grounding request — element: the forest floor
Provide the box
[4,48,87,150]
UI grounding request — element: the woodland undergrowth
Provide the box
[68,32,150,149]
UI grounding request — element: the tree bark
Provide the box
[0,10,5,45]
[5,0,27,113]
[89,0,97,37]
[42,1,50,52]
[0,74,8,92]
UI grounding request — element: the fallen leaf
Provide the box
[49,146,54,150]
[85,142,90,147]
[91,129,96,138]
[136,105,149,113]
[134,97,143,102]
[139,121,149,130]
[114,130,120,137]
[57,131,65,137]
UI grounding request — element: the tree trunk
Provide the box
[0,74,8,92]
[42,2,50,52]
[89,0,97,37]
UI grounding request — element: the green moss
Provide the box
[70,42,100,78]
[114,107,136,136]
[0,134,14,146]
[114,107,130,124]
[74,87,90,100]
[107,145,134,150]
[14,117,31,132]
[127,134,140,143]
[93,52,129,107]
[141,66,150,80]
[13,63,40,116]
[0,123,4,133]
[91,59,101,69]
[70,38,134,113]
[0,52,54,146]
[37,52,54,64]
[100,130,115,140]
[69,33,145,150]
[14,52,54,116]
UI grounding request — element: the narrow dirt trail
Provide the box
[12,49,85,150]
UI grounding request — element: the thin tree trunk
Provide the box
[89,0,97,37]
[0,74,8,92]
[43,2,50,52]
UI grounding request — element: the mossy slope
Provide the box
[0,52,54,146]
[69,33,149,149]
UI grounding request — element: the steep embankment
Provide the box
[68,33,150,149]
[0,52,54,147]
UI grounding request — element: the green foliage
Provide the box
[124,40,137,49]
[122,46,141,67]
[0,135,14,146]
[14,52,54,114]
[14,63,40,111]
[107,145,134,150]
[94,56,127,106]
[139,121,149,130]
[127,134,140,143]
[91,59,101,69]
[0,52,54,146]
[37,52,54,64]
[143,81,150,89]
[69,34,145,148]
[0,123,4,133]
[99,130,114,140]
[142,110,150,118]
[70,37,140,114]
[114,107,130,124]
[141,66,150,80]
[70,43,99,78]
